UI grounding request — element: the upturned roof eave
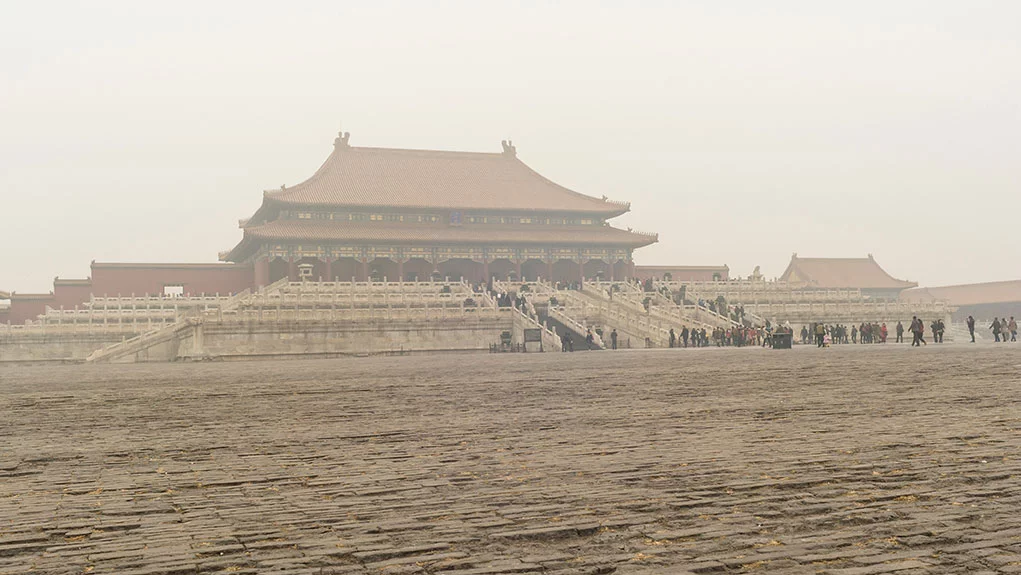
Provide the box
[261,195,629,218]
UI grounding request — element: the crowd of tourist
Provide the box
[664,325,787,348]
[986,316,1018,343]
[483,280,1017,351]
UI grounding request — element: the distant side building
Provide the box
[900,280,1021,321]
[2,265,254,325]
[779,253,917,299]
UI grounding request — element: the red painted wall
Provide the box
[7,295,55,324]
[90,263,254,297]
[53,280,94,310]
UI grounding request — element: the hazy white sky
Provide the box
[2,1,1018,293]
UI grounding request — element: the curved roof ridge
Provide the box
[264,146,343,200]
[511,156,630,212]
[259,137,630,215]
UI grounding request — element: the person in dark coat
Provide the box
[909,316,921,346]
[990,318,1002,342]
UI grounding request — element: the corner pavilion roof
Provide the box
[252,135,631,217]
[779,254,917,290]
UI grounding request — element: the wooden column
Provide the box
[483,260,490,284]
[254,257,270,288]
[515,260,522,281]
[547,260,554,282]
[287,258,298,281]
[360,260,370,282]
[398,260,405,282]
[578,259,585,286]
[324,257,333,282]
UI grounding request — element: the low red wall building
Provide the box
[89,262,254,297]
[2,263,254,324]
[53,279,94,309]
[7,293,56,325]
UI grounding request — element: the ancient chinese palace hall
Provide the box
[225,133,658,285]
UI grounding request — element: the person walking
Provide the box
[990,317,1002,343]
[909,316,921,347]
[895,321,904,344]
[967,315,976,342]
[815,323,826,348]
[610,328,618,350]
[669,328,676,348]
[1010,317,1018,342]
[681,326,689,348]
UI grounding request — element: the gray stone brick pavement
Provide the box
[0,345,1019,574]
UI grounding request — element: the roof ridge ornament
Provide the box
[334,131,351,149]
[501,139,516,157]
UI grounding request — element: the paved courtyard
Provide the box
[1,345,1020,574]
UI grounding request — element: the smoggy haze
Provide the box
[1,1,1018,293]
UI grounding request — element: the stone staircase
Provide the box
[84,279,292,363]
[85,318,200,363]
[548,288,670,348]
[545,309,603,350]
[583,282,723,332]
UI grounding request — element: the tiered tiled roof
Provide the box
[251,136,630,218]
[227,134,655,262]
[900,280,1021,306]
[779,254,916,290]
